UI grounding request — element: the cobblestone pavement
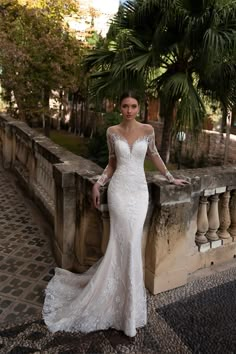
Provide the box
[0,164,236,353]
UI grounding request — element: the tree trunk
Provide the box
[224,109,232,165]
[160,102,175,164]
[43,88,51,137]
[82,96,89,137]
[221,105,227,133]
[143,98,148,123]
[41,89,45,129]
[14,91,26,121]
[57,90,63,130]
[80,101,84,137]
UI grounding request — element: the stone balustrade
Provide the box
[0,112,236,295]
[196,188,236,247]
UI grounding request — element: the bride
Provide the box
[43,91,188,337]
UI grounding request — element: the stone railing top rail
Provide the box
[147,165,236,205]
[1,112,236,201]
[0,112,103,185]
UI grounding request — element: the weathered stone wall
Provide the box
[145,167,236,293]
[1,112,236,295]
[152,121,236,165]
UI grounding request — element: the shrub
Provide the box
[88,112,121,167]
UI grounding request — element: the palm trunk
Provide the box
[221,105,227,133]
[160,102,175,164]
[224,109,232,165]
[143,98,148,123]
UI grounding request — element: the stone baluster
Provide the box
[218,191,231,239]
[195,196,209,245]
[228,189,236,240]
[206,194,220,241]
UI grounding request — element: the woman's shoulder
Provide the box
[140,123,154,135]
[107,125,120,134]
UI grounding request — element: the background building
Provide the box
[66,0,119,44]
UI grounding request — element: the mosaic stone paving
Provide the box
[0,166,56,325]
[0,164,236,353]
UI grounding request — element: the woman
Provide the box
[43,91,188,337]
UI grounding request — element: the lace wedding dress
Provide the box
[43,127,160,337]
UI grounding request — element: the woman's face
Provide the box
[120,97,139,121]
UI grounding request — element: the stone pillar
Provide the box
[53,163,77,269]
[145,182,191,294]
[229,189,236,240]
[218,191,231,239]
[206,194,220,241]
[195,196,209,245]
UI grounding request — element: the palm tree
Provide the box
[84,0,236,163]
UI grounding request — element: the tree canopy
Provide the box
[85,0,236,162]
[0,0,82,123]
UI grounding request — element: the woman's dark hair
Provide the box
[119,90,140,104]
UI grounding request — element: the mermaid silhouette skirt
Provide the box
[43,134,153,337]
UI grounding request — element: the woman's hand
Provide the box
[172,178,190,186]
[92,183,101,208]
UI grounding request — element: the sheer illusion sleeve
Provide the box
[147,129,175,183]
[96,129,116,187]
[107,128,115,159]
[147,130,161,158]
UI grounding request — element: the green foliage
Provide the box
[84,0,236,162]
[0,0,83,122]
[49,130,89,157]
[88,112,121,167]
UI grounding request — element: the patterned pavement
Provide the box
[0,164,236,353]
[0,165,55,325]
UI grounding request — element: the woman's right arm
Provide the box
[92,128,116,208]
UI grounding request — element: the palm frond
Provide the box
[174,80,206,135]
[125,53,151,72]
[158,72,190,103]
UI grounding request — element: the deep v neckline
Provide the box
[111,132,151,150]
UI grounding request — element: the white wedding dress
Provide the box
[43,127,159,337]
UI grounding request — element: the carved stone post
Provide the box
[206,194,220,241]
[218,191,231,239]
[53,164,77,269]
[195,196,209,245]
[228,190,236,239]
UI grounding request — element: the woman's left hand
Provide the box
[172,178,190,186]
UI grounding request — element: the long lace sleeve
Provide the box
[96,129,116,187]
[147,130,161,158]
[147,129,175,183]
